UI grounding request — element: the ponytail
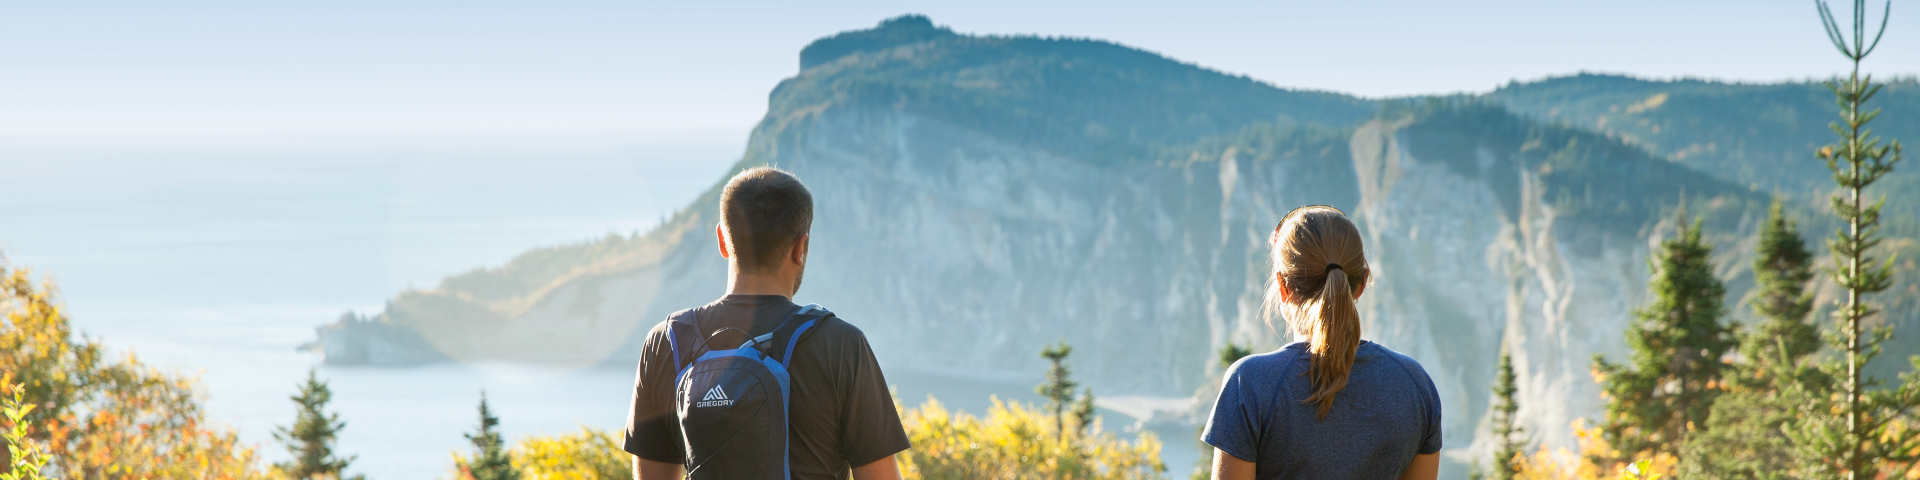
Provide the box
[1265,205,1369,421]
[1304,266,1361,419]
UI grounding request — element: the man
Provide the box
[623,167,910,479]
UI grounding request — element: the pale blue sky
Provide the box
[2,0,1914,138]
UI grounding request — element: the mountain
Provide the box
[316,15,1920,476]
[1483,73,1920,369]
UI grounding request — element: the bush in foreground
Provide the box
[898,396,1164,480]
[1,257,266,480]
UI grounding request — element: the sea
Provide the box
[0,131,1200,479]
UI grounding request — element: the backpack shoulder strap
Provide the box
[663,308,700,375]
[759,303,834,367]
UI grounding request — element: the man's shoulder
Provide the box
[799,310,870,348]
[644,306,699,335]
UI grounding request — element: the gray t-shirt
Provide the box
[1203,341,1442,480]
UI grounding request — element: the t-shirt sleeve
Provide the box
[622,321,685,462]
[1417,363,1443,455]
[1202,358,1261,463]
[836,329,912,467]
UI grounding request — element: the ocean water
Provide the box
[0,131,1198,479]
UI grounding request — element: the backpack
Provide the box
[665,303,832,479]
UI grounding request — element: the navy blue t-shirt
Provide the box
[1203,341,1442,480]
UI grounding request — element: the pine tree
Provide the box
[1783,3,1920,477]
[1745,200,1822,369]
[1071,386,1097,437]
[1593,211,1735,462]
[1678,201,1823,479]
[1490,352,1526,480]
[460,392,519,480]
[1217,340,1253,369]
[1037,340,1097,440]
[274,368,360,480]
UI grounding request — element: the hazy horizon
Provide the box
[5,0,1916,138]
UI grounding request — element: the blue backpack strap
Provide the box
[663,309,700,375]
[762,303,832,367]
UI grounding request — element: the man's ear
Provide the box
[791,233,809,265]
[716,224,731,259]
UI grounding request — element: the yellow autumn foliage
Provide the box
[898,396,1165,480]
[1505,420,1674,480]
[1,257,267,480]
[508,427,627,480]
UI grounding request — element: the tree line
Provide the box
[1480,3,1911,477]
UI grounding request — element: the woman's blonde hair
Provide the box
[1262,205,1370,420]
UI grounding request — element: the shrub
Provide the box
[0,257,266,480]
[898,396,1164,480]
[509,428,626,480]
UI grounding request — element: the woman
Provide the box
[1203,205,1441,480]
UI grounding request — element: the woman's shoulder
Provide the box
[1223,343,1309,380]
[1358,342,1440,388]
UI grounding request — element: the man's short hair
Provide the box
[720,167,814,273]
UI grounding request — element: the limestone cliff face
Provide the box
[1349,119,1650,461]
[768,108,1361,393]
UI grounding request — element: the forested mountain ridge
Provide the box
[1486,73,1920,236]
[771,15,1379,162]
[314,15,1919,476]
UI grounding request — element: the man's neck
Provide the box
[726,270,795,298]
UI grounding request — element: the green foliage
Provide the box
[1677,202,1826,480]
[1071,387,1097,441]
[898,396,1164,480]
[1485,73,1920,235]
[800,15,960,70]
[1038,340,1092,439]
[1593,213,1735,462]
[2,383,48,480]
[1380,99,1767,238]
[1782,3,1920,477]
[771,17,1377,166]
[1491,352,1527,480]
[458,393,520,480]
[274,368,360,480]
[1746,200,1823,368]
[1216,341,1253,369]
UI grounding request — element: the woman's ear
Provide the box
[1275,272,1292,303]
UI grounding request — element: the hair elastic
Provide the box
[1326,263,1343,272]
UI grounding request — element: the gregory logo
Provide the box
[696,386,731,408]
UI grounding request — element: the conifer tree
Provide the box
[1745,201,1822,369]
[1037,340,1101,440]
[1072,386,1097,437]
[274,368,360,480]
[1593,211,1734,462]
[1784,2,1920,477]
[1037,340,1079,441]
[1678,201,1823,479]
[1490,351,1526,480]
[460,392,519,480]
[1218,340,1253,369]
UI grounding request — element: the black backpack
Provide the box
[665,303,832,479]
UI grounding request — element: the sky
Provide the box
[2,0,1915,139]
